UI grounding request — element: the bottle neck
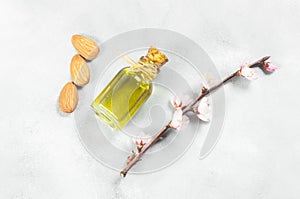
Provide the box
[129,47,168,81]
[130,60,159,81]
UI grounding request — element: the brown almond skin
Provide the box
[70,54,90,86]
[71,35,99,60]
[59,82,78,113]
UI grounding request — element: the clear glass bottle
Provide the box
[91,47,168,129]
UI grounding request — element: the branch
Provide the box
[120,56,271,177]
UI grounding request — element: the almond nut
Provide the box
[59,82,78,113]
[70,54,90,86]
[71,34,99,60]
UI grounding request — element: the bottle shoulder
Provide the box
[119,67,152,84]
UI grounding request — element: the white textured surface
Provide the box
[1,0,300,198]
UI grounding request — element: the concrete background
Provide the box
[1,0,299,198]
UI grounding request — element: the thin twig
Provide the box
[120,56,270,177]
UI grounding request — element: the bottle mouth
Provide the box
[129,47,168,81]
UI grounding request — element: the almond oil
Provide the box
[91,47,168,129]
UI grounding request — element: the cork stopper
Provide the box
[130,47,168,80]
[140,47,168,68]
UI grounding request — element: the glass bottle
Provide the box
[91,47,168,129]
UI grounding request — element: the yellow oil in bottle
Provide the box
[91,67,152,129]
[91,47,168,129]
